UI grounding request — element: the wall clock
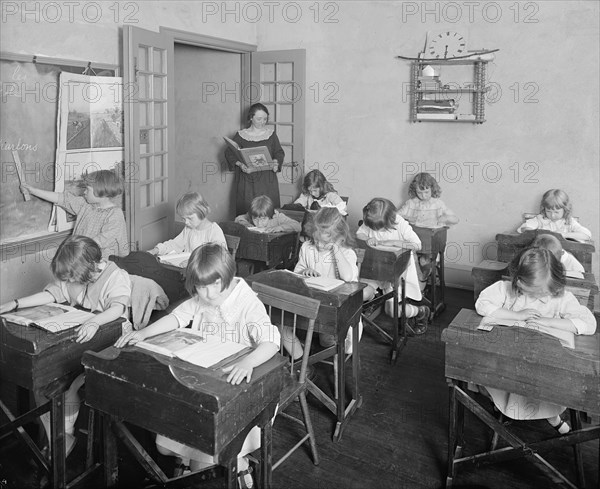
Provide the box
[426,31,467,59]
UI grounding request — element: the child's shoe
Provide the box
[409,306,430,335]
[548,416,570,434]
[237,465,254,488]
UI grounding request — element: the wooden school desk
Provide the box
[441,308,600,489]
[219,221,299,273]
[82,346,286,489]
[411,225,448,317]
[245,269,365,442]
[356,240,412,363]
[0,316,123,489]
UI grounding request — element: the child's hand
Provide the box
[301,268,320,277]
[516,309,541,321]
[223,359,254,385]
[0,300,17,314]
[367,238,378,247]
[272,160,279,173]
[525,317,550,329]
[20,183,32,193]
[148,248,159,256]
[76,321,100,343]
[114,331,144,348]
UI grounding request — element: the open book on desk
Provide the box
[158,252,191,268]
[223,136,273,173]
[1,304,95,333]
[479,316,575,349]
[136,329,250,368]
[282,270,345,291]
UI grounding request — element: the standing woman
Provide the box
[225,103,285,215]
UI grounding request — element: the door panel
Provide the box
[252,50,306,205]
[124,26,171,251]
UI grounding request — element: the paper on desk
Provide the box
[247,226,269,233]
[158,252,191,268]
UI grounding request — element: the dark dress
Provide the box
[224,128,285,215]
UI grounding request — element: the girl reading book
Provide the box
[475,247,596,433]
[115,242,280,486]
[0,235,131,456]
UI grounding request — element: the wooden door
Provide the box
[123,26,171,251]
[251,50,306,205]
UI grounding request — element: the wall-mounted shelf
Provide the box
[410,59,488,124]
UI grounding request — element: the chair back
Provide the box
[224,234,241,261]
[252,282,320,382]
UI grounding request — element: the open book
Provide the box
[282,270,345,291]
[1,304,95,333]
[223,136,273,173]
[136,329,249,368]
[158,252,191,268]
[479,316,575,349]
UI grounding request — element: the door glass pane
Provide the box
[140,184,150,208]
[261,84,275,102]
[277,83,300,103]
[154,129,165,152]
[154,102,165,126]
[261,63,275,81]
[277,104,292,123]
[154,180,166,203]
[153,76,165,99]
[139,102,148,127]
[138,46,148,71]
[153,48,165,74]
[138,74,148,99]
[140,157,150,181]
[277,63,293,81]
[277,125,292,143]
[155,154,165,177]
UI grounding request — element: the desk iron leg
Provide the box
[570,410,585,489]
[51,393,67,489]
[446,382,458,489]
[260,414,274,489]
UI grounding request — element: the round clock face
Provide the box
[428,32,466,59]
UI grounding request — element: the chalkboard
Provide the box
[0,57,116,244]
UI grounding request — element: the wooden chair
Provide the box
[252,282,321,470]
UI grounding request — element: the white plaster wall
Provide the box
[253,0,600,283]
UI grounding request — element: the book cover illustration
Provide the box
[223,136,273,173]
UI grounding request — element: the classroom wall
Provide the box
[0,1,257,301]
[2,1,598,300]
[254,0,600,285]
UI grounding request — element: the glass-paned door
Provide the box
[252,50,306,205]
[124,26,171,250]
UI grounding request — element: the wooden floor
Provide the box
[1,287,598,488]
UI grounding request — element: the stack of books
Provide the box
[416,99,457,120]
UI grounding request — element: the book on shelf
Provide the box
[416,113,457,120]
[136,329,250,368]
[479,316,575,349]
[223,136,273,173]
[416,99,456,112]
[158,252,191,268]
[1,303,95,333]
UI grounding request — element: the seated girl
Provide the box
[235,195,301,233]
[356,198,430,335]
[475,248,596,433]
[531,234,585,279]
[293,169,347,215]
[517,189,592,242]
[115,243,280,486]
[0,235,131,455]
[149,192,226,255]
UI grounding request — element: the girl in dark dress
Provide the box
[225,103,285,215]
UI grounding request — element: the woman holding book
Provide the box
[224,103,285,215]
